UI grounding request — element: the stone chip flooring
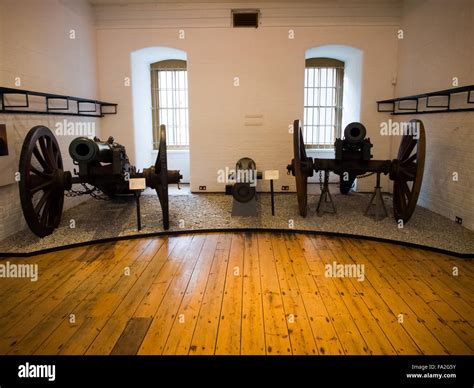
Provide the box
[1,190,473,255]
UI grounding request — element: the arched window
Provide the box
[304,57,344,149]
[150,59,189,149]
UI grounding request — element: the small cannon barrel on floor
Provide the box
[225,157,262,203]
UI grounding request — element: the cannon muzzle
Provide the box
[69,137,112,164]
[344,122,367,144]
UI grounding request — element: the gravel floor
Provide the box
[1,191,473,255]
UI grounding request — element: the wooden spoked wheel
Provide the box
[19,126,69,237]
[391,119,426,223]
[155,124,169,230]
[293,120,313,217]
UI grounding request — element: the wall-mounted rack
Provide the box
[377,85,474,115]
[0,87,117,118]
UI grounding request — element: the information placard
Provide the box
[129,178,146,190]
[264,170,279,180]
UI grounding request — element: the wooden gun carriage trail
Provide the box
[287,119,426,223]
[18,124,182,237]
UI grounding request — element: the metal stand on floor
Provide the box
[364,172,388,221]
[316,170,336,216]
[270,179,275,216]
[135,191,142,231]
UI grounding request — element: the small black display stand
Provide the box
[270,179,275,216]
[264,170,279,216]
[134,191,142,231]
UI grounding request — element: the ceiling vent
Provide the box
[232,9,260,28]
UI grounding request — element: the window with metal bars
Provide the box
[151,59,189,150]
[304,58,344,149]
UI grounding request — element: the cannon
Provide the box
[335,122,373,194]
[225,157,263,216]
[225,157,262,203]
[287,119,426,223]
[19,124,181,237]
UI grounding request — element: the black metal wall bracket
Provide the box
[377,85,474,115]
[0,87,117,118]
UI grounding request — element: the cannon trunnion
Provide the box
[287,119,426,223]
[19,124,181,237]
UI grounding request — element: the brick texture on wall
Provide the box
[0,0,101,240]
[416,114,474,230]
[0,116,100,241]
[395,0,474,230]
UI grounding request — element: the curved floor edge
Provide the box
[0,228,472,259]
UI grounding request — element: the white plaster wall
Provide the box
[395,0,474,230]
[0,0,101,239]
[94,1,400,194]
[163,150,190,183]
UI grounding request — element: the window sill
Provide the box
[306,148,335,154]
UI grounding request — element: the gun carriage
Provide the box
[287,119,426,223]
[19,124,181,237]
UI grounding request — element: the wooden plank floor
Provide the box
[0,233,472,355]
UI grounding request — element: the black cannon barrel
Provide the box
[344,122,367,144]
[69,137,113,163]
